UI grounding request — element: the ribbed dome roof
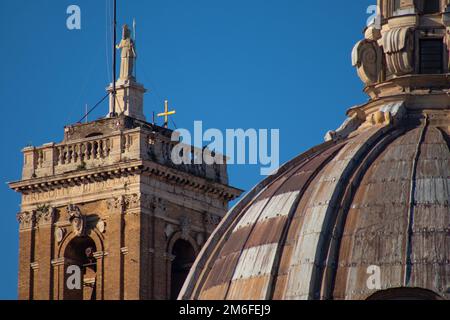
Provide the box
[180,1,450,300]
[180,117,450,300]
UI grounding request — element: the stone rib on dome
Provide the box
[180,119,450,300]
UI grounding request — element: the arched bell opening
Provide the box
[170,239,196,300]
[63,237,97,300]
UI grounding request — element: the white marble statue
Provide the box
[117,24,136,80]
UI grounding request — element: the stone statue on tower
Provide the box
[117,24,136,80]
[445,27,450,71]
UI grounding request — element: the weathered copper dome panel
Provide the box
[181,119,450,300]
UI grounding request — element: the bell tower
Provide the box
[9,21,242,300]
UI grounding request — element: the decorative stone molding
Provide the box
[164,252,176,262]
[30,262,39,271]
[55,228,66,243]
[204,213,221,228]
[68,204,86,237]
[96,220,106,233]
[51,257,65,267]
[352,39,383,85]
[382,27,414,76]
[365,101,407,126]
[165,224,175,239]
[123,193,140,211]
[93,251,108,259]
[141,194,155,210]
[180,216,191,240]
[196,233,205,246]
[325,111,365,142]
[35,205,55,226]
[358,101,407,127]
[106,196,124,211]
[17,211,35,230]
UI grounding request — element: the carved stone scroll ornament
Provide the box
[67,204,86,237]
[382,27,414,76]
[352,39,383,85]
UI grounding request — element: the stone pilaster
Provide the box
[17,211,35,300]
[33,207,55,300]
[104,197,124,300]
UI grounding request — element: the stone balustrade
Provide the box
[21,128,228,184]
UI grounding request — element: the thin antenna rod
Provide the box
[112,0,117,117]
[133,18,137,79]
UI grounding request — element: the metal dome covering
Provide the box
[180,118,450,300]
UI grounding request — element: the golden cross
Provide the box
[157,100,176,128]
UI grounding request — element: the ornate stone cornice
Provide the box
[9,159,243,201]
[141,160,242,201]
[9,161,144,194]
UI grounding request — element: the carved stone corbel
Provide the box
[382,27,415,76]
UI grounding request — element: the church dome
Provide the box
[180,1,450,300]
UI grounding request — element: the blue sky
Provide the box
[0,0,374,299]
